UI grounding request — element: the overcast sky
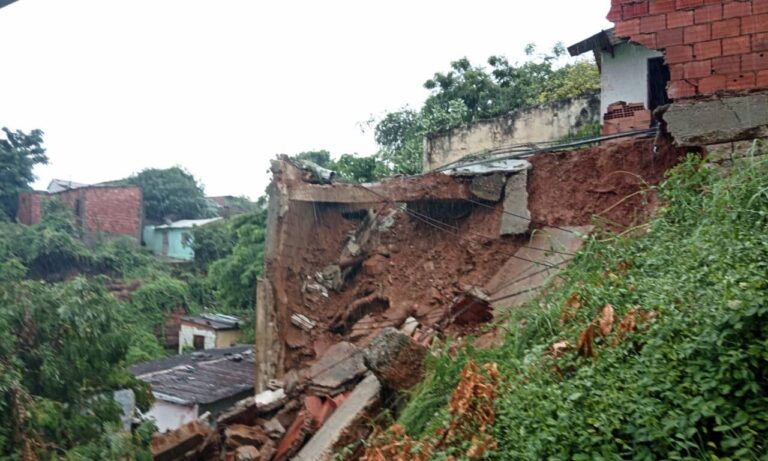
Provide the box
[0,0,612,198]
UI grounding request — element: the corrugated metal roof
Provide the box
[129,345,254,405]
[47,179,90,193]
[182,313,241,330]
[153,218,222,230]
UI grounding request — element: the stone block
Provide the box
[470,173,506,201]
[500,170,530,236]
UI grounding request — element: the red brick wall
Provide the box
[17,192,45,225]
[603,102,653,134]
[608,0,768,98]
[16,186,143,240]
[81,187,143,239]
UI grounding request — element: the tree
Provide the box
[373,43,600,175]
[124,167,215,222]
[0,127,47,219]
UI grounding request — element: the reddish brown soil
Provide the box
[528,136,688,229]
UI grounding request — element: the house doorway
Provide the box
[648,57,671,121]
[193,335,205,350]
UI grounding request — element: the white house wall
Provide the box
[178,324,217,353]
[600,42,663,117]
[146,399,198,432]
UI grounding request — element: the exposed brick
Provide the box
[693,39,722,60]
[755,0,768,15]
[668,10,695,28]
[742,51,768,71]
[723,1,752,18]
[695,4,722,23]
[726,72,756,90]
[670,63,685,80]
[658,28,685,47]
[668,79,698,98]
[742,14,768,34]
[666,44,694,63]
[712,55,742,74]
[722,35,751,56]
[684,24,711,43]
[754,33,768,52]
[633,33,659,48]
[676,0,704,8]
[650,0,677,14]
[616,18,642,37]
[712,18,742,39]
[698,74,728,93]
[757,70,768,86]
[641,14,668,33]
[623,1,650,19]
[684,59,713,78]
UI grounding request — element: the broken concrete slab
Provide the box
[500,170,530,235]
[442,158,531,176]
[225,424,271,449]
[470,173,507,201]
[485,226,592,311]
[234,445,260,461]
[293,373,382,461]
[151,420,213,461]
[307,342,367,395]
[663,92,768,146]
[364,327,427,391]
[254,389,287,413]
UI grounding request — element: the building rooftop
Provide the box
[568,28,623,57]
[129,345,254,405]
[153,218,222,230]
[47,179,90,193]
[181,313,241,331]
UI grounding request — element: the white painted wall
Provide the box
[600,42,663,117]
[146,399,198,432]
[178,324,217,353]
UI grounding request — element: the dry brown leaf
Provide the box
[548,341,571,359]
[559,292,582,325]
[599,304,615,337]
[576,324,595,358]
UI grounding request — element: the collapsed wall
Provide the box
[257,136,687,388]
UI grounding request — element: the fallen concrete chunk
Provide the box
[316,265,343,291]
[470,173,506,201]
[234,445,260,461]
[254,389,287,413]
[500,170,530,235]
[400,316,419,336]
[364,327,427,391]
[225,424,271,449]
[293,374,382,461]
[291,314,317,331]
[151,420,212,461]
[262,418,286,439]
[308,342,367,395]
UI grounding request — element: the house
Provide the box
[568,29,671,135]
[17,183,144,242]
[129,345,254,432]
[178,314,243,353]
[601,0,768,146]
[142,217,221,261]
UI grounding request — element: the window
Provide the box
[193,335,205,350]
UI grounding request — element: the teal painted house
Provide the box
[143,218,221,261]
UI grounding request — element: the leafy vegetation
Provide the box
[122,167,216,222]
[386,146,768,460]
[0,127,47,219]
